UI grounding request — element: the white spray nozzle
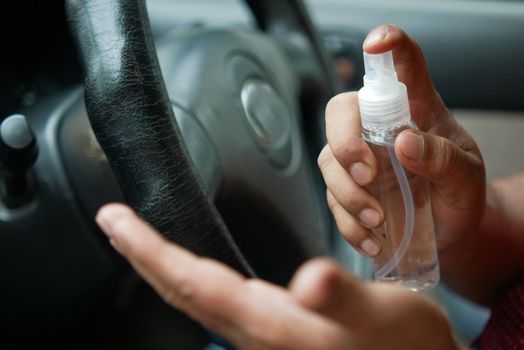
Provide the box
[358,50,411,130]
[363,51,398,95]
[364,51,396,82]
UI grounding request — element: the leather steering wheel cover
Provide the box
[65,0,253,276]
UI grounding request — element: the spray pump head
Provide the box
[358,51,411,130]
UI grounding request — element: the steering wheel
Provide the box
[65,0,337,285]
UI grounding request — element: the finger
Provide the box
[327,190,381,257]
[289,259,449,341]
[395,129,485,210]
[324,92,377,186]
[289,258,374,332]
[96,204,351,349]
[95,204,247,333]
[363,24,446,130]
[319,145,384,229]
[237,279,352,350]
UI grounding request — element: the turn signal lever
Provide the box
[0,114,38,209]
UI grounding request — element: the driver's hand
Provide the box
[96,203,459,350]
[318,25,485,265]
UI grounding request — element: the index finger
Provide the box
[95,204,246,332]
[324,91,378,186]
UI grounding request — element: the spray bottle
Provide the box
[358,51,439,292]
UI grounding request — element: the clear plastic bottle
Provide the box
[358,51,439,292]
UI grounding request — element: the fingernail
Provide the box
[361,239,381,257]
[359,208,381,228]
[350,162,373,185]
[109,238,122,253]
[96,211,113,237]
[364,26,387,47]
[400,131,424,161]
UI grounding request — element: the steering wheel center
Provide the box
[241,78,292,168]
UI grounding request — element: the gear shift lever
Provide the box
[0,114,38,208]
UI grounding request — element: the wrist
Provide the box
[441,181,524,304]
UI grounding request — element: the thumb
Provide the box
[288,259,374,331]
[395,129,484,204]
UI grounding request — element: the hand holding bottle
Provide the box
[318,25,487,299]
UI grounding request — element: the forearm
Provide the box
[440,173,524,305]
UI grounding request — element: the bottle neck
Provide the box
[362,120,416,146]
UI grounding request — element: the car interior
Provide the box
[1,0,524,349]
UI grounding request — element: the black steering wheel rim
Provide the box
[65,0,338,283]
